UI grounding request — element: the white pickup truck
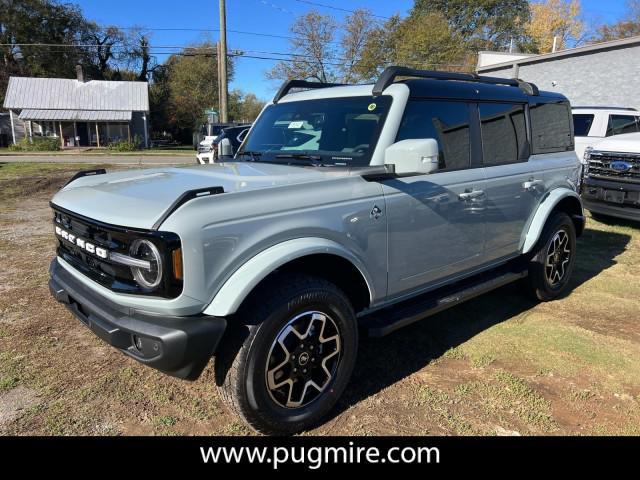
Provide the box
[573,106,640,161]
[582,132,640,222]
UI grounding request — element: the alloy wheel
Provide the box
[265,311,341,408]
[545,229,571,287]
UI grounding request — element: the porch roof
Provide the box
[18,109,132,122]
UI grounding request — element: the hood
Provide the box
[592,132,640,155]
[51,162,344,230]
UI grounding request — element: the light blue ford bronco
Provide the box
[49,67,584,434]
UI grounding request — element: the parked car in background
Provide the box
[196,124,251,164]
[194,123,234,151]
[582,132,640,222]
[48,67,583,434]
[573,106,640,161]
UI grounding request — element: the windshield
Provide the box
[238,95,392,167]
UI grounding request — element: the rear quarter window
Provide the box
[530,101,573,154]
[572,114,595,137]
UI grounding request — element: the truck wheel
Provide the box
[526,212,577,302]
[215,274,358,435]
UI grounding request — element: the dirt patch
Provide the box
[0,386,40,429]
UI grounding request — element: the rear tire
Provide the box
[215,274,358,435]
[525,212,576,302]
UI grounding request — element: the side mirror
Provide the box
[237,128,249,143]
[384,139,439,175]
[219,137,233,157]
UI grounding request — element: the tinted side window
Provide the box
[479,103,528,166]
[606,115,639,136]
[572,114,595,137]
[530,101,573,154]
[396,99,471,170]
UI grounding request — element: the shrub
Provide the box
[8,137,61,152]
[107,137,142,152]
[107,140,140,152]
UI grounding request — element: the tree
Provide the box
[339,9,377,83]
[120,29,159,82]
[353,12,467,81]
[0,0,96,104]
[267,11,337,83]
[352,15,402,81]
[392,12,467,71]
[149,43,238,141]
[412,0,531,51]
[524,0,584,53]
[228,90,266,122]
[594,0,640,41]
[84,25,126,80]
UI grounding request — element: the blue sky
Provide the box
[75,0,629,100]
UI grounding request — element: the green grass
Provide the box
[0,147,193,156]
[0,375,19,392]
[0,162,102,177]
[153,415,178,427]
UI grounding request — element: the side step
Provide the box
[362,267,528,337]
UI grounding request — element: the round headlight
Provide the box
[129,239,163,289]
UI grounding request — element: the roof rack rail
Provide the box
[372,66,539,96]
[273,79,345,103]
[573,106,638,111]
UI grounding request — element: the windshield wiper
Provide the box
[275,153,325,166]
[239,150,263,161]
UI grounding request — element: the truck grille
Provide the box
[588,152,640,181]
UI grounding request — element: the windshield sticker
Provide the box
[288,121,304,129]
[368,103,377,111]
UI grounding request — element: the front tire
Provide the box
[215,274,358,435]
[525,212,577,301]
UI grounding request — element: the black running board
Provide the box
[362,267,528,337]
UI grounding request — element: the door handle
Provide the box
[523,179,544,191]
[458,189,485,201]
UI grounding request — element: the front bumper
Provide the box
[582,177,640,222]
[49,259,227,380]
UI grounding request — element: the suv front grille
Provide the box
[53,208,141,294]
[52,207,182,298]
[588,152,640,181]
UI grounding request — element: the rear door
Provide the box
[477,102,543,262]
[383,99,486,298]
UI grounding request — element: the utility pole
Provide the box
[218,0,228,123]
[217,41,223,125]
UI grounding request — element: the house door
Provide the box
[76,122,89,146]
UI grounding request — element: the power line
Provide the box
[1,42,466,69]
[0,43,355,62]
[291,0,391,20]
[94,25,297,41]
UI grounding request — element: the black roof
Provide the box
[401,78,566,103]
[273,66,567,104]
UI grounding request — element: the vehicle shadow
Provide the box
[329,226,632,420]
